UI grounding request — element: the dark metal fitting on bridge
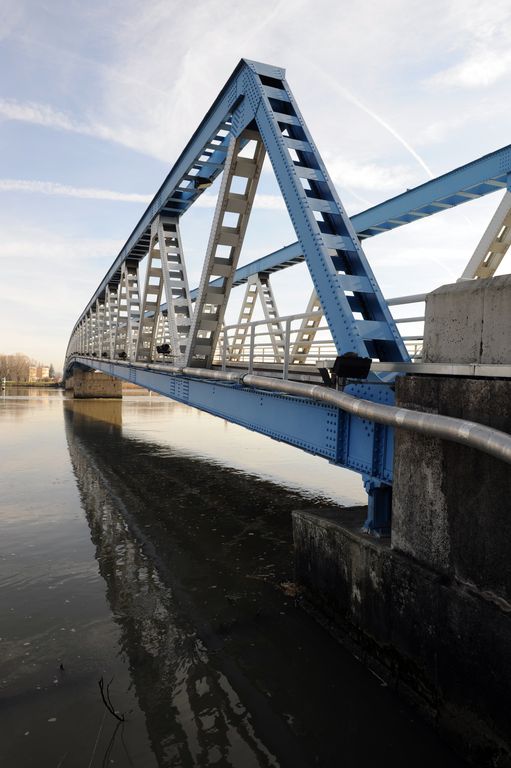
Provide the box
[332,353,372,380]
[194,176,213,190]
[318,353,372,389]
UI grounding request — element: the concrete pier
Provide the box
[66,368,122,399]
[293,505,511,765]
[293,276,511,766]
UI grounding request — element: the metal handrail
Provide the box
[218,295,425,371]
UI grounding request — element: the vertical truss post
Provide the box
[86,311,93,355]
[283,318,291,379]
[185,130,266,367]
[106,287,118,359]
[257,273,285,363]
[229,279,259,362]
[229,272,285,364]
[290,290,323,364]
[96,299,105,357]
[155,311,170,350]
[114,262,140,360]
[156,217,193,361]
[136,239,165,363]
[89,308,95,355]
[459,190,511,279]
[137,216,193,363]
[114,269,128,358]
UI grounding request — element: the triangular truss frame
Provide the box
[68,59,413,372]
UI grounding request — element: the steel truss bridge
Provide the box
[65,59,511,533]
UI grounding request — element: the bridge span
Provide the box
[64,60,511,762]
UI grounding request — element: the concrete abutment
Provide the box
[66,368,122,399]
[293,276,511,765]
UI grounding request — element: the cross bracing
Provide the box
[65,59,511,533]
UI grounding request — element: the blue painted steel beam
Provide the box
[184,145,511,302]
[242,63,408,363]
[72,59,286,336]
[354,145,510,237]
[71,357,394,484]
[74,52,511,335]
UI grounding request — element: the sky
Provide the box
[1,0,510,368]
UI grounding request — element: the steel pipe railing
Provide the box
[69,354,511,466]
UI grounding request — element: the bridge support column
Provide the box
[293,277,511,766]
[67,368,122,399]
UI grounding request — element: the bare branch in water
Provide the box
[98,676,125,722]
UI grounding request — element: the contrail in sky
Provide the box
[309,63,435,179]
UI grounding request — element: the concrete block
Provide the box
[423,280,484,364]
[480,274,511,363]
[423,275,511,364]
[393,376,511,602]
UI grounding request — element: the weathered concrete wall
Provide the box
[68,368,122,399]
[294,276,511,764]
[294,507,511,766]
[393,376,511,599]
[423,274,511,363]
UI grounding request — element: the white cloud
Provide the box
[0,97,124,145]
[0,178,287,210]
[324,155,416,194]
[0,179,152,203]
[429,50,511,90]
[426,0,511,89]
[0,231,121,265]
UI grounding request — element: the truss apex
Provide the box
[240,58,286,80]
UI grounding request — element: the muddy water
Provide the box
[0,389,465,767]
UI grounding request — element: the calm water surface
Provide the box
[0,388,465,767]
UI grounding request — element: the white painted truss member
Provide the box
[104,287,118,359]
[114,262,141,361]
[229,274,284,364]
[290,290,323,365]
[136,216,192,363]
[186,129,266,367]
[460,191,511,280]
[136,241,165,363]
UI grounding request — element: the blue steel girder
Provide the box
[186,146,511,302]
[242,63,409,363]
[71,58,511,345]
[70,357,394,485]
[72,58,409,365]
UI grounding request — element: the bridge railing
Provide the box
[216,293,426,373]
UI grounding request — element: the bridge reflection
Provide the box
[62,399,462,768]
[64,401,282,767]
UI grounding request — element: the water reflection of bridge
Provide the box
[65,401,282,767]
[63,400,461,768]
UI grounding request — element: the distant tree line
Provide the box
[0,353,32,382]
[0,354,58,382]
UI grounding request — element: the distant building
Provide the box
[39,366,50,380]
[28,366,37,382]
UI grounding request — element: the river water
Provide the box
[0,388,465,767]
